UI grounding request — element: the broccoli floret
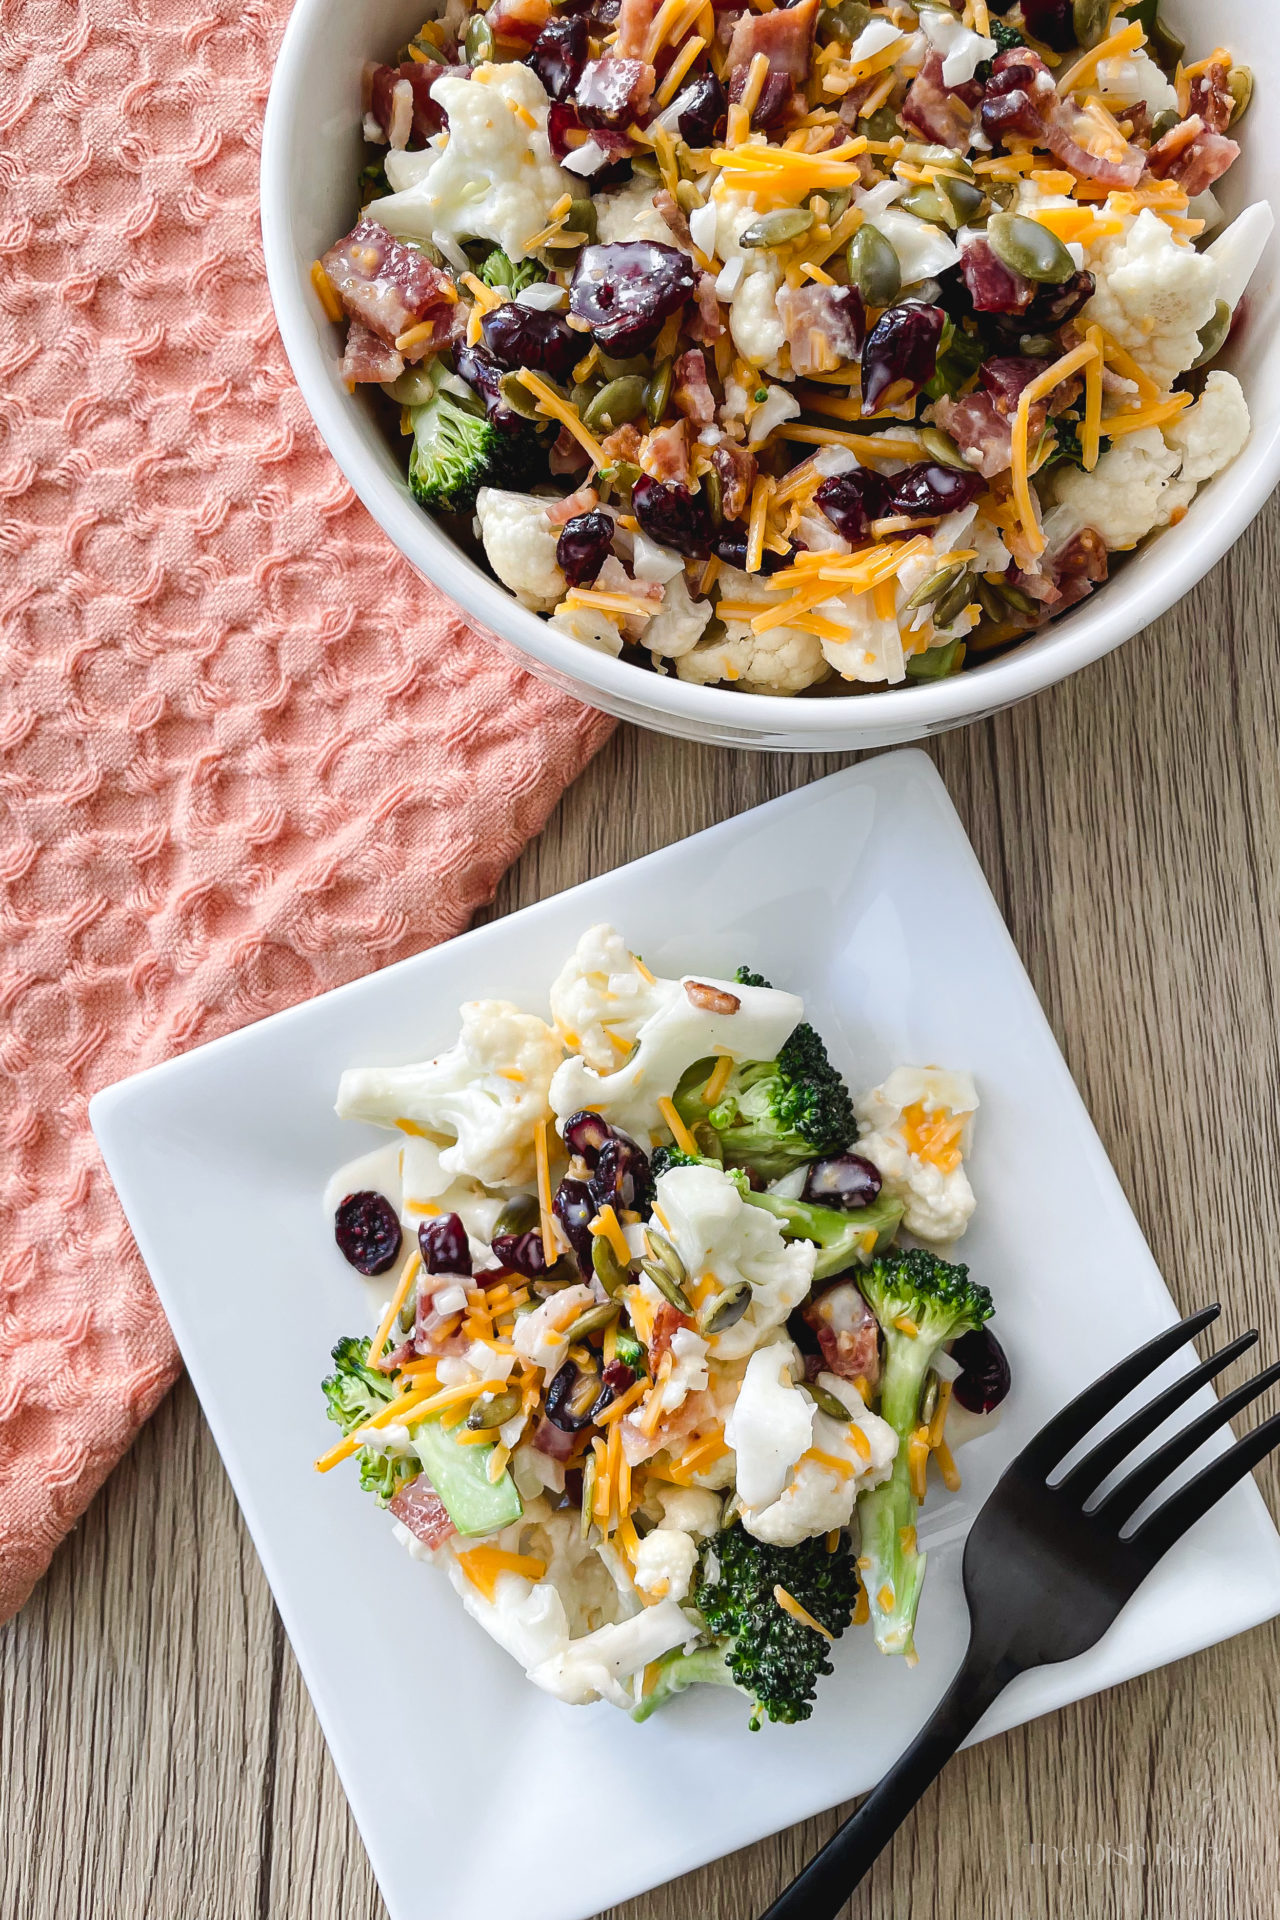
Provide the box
[407,386,539,515]
[743,1188,904,1279]
[479,248,549,295]
[854,1249,993,1659]
[651,1144,717,1177]
[321,1336,416,1507]
[672,968,856,1179]
[633,1523,861,1728]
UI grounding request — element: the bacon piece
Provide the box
[640,418,691,486]
[546,484,601,526]
[1145,115,1240,196]
[1044,105,1145,187]
[600,421,644,467]
[929,359,1081,481]
[322,217,459,355]
[672,347,715,426]
[340,319,405,384]
[902,49,974,149]
[616,0,660,59]
[776,283,865,377]
[487,0,552,46]
[726,0,818,84]
[366,60,448,143]
[711,441,757,520]
[1049,526,1108,612]
[389,1475,456,1548]
[801,1281,881,1391]
[837,73,887,127]
[575,54,655,128]
[960,236,1034,316]
[727,62,793,127]
[655,188,694,252]
[532,1416,579,1460]
[549,426,592,475]
[979,48,1054,143]
[649,1301,695,1368]
[1188,60,1234,136]
[686,271,725,343]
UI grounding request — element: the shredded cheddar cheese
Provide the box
[774,1585,835,1641]
[1010,340,1100,556]
[455,1547,547,1602]
[589,1202,633,1269]
[514,369,606,467]
[367,1250,421,1372]
[310,260,344,324]
[657,1095,699,1156]
[1082,322,1105,471]
[534,1118,556,1270]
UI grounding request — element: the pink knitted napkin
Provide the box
[0,0,614,1622]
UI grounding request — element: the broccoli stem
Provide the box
[630,1640,738,1722]
[857,1332,934,1658]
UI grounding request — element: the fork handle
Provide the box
[759,1641,1019,1920]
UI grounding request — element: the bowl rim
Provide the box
[260,0,1280,739]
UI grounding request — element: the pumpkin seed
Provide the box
[740,208,815,249]
[583,375,647,434]
[641,1259,692,1313]
[386,363,443,405]
[1192,299,1232,370]
[1148,106,1180,143]
[675,179,702,216]
[580,1450,597,1540]
[495,1193,541,1235]
[997,581,1038,615]
[645,355,674,427]
[703,464,724,527]
[464,13,494,61]
[986,211,1075,286]
[466,1387,523,1431]
[900,142,973,176]
[598,351,648,379]
[899,185,951,228]
[563,1301,621,1342]
[861,102,902,143]
[919,1371,939,1428]
[815,0,871,43]
[592,1233,631,1299]
[935,175,986,226]
[932,570,976,628]
[498,371,544,419]
[1071,0,1109,47]
[919,425,969,470]
[1227,64,1253,126]
[903,559,963,613]
[646,1226,687,1283]
[1148,15,1184,74]
[568,197,598,246]
[847,224,901,307]
[807,1381,855,1422]
[697,1282,752,1337]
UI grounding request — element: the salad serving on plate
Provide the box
[308,0,1272,699]
[318,927,1011,1726]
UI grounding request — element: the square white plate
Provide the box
[91,751,1280,1920]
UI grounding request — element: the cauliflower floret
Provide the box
[644,571,714,659]
[549,923,680,1071]
[593,177,678,247]
[549,601,624,657]
[676,622,831,693]
[1163,370,1250,487]
[475,489,566,613]
[1051,427,1192,552]
[855,1065,979,1245]
[400,1134,508,1266]
[446,1564,573,1672]
[858,176,961,286]
[1093,48,1178,116]
[724,1340,813,1507]
[512,1283,596,1374]
[631,1527,700,1602]
[550,973,803,1144]
[336,999,562,1188]
[526,1598,698,1706]
[1082,209,1219,389]
[1204,202,1275,314]
[732,260,787,368]
[819,541,981,683]
[657,1483,723,1535]
[656,1165,816,1360]
[741,1387,897,1547]
[748,383,801,448]
[368,63,571,264]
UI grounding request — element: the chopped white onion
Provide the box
[563,138,610,177]
[689,201,719,256]
[515,280,570,310]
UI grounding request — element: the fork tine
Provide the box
[1056,1331,1259,1504]
[1018,1305,1221,1480]
[1127,1408,1280,1565]
[1102,1360,1280,1531]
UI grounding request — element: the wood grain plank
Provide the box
[3,497,1279,1920]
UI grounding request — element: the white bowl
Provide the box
[261,1,1280,752]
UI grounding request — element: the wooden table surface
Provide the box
[5,498,1280,1920]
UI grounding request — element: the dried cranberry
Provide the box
[547,99,585,160]
[951,1326,1012,1415]
[490,1228,555,1277]
[674,71,726,147]
[562,1110,615,1163]
[589,1134,654,1214]
[530,14,588,99]
[600,1357,636,1395]
[713,532,795,571]
[553,1176,596,1269]
[575,55,651,129]
[861,303,944,412]
[728,61,791,127]
[1023,269,1096,332]
[418,1211,472,1275]
[481,302,579,383]
[570,241,696,356]
[454,340,528,433]
[556,510,615,588]
[334,1191,402,1275]
[802,1153,882,1211]
[545,1357,605,1430]
[888,462,985,518]
[1017,0,1074,50]
[632,474,713,558]
[814,468,892,543]
[960,237,1034,316]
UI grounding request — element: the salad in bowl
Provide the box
[307,0,1272,699]
[318,928,1010,1725]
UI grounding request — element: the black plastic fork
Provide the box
[761,1305,1280,1920]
